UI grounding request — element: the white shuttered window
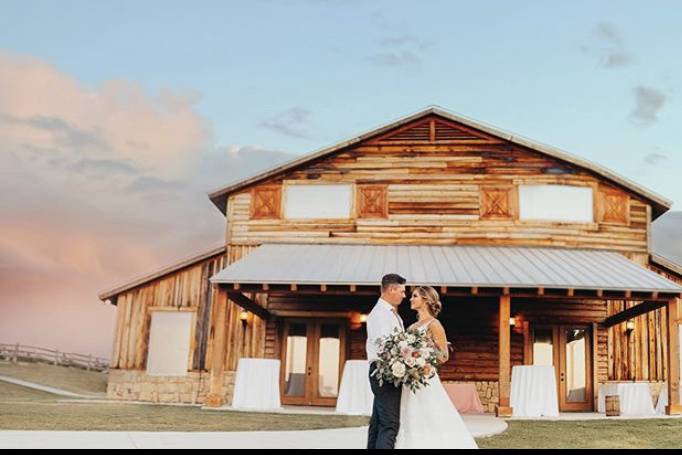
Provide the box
[519,185,594,223]
[284,184,352,219]
[146,311,193,376]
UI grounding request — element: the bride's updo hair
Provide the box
[413,286,442,318]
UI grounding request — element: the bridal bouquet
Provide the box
[371,327,442,393]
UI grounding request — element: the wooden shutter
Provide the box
[597,187,630,225]
[250,185,282,220]
[357,185,388,219]
[481,186,517,220]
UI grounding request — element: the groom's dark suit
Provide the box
[366,299,404,450]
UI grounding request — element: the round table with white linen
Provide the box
[335,360,374,416]
[231,358,282,411]
[510,365,560,417]
[597,383,655,417]
[654,384,681,415]
[656,386,668,415]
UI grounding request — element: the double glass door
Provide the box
[280,319,347,406]
[532,325,593,411]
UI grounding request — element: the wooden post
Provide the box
[13,343,19,363]
[206,286,229,407]
[522,321,531,365]
[54,350,60,366]
[666,298,681,415]
[592,323,600,411]
[497,295,513,417]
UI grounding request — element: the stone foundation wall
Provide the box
[107,369,236,405]
[445,381,499,413]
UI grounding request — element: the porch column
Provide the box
[497,294,513,417]
[205,285,229,407]
[666,297,681,415]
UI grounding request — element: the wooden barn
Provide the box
[99,106,682,416]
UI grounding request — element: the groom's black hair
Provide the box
[381,273,407,292]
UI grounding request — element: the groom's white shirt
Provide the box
[366,298,405,363]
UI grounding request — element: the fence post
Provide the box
[13,343,19,363]
[87,354,92,371]
[54,350,59,366]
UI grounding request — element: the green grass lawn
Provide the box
[0,382,369,432]
[2,371,682,446]
[0,361,107,396]
[479,419,682,449]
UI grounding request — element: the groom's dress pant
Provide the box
[367,364,401,449]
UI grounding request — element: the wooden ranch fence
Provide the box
[0,343,110,372]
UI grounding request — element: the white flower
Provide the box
[406,334,416,344]
[391,362,406,378]
[415,357,426,368]
[398,341,408,350]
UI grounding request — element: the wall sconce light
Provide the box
[509,317,517,328]
[350,313,368,331]
[240,310,249,326]
[626,320,635,332]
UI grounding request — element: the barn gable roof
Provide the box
[207,106,672,219]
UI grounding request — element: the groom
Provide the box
[366,273,407,450]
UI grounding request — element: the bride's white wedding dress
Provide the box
[395,323,479,450]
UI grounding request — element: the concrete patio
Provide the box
[0,414,506,449]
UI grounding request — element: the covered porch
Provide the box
[206,244,682,417]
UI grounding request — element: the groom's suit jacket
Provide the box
[366,298,405,363]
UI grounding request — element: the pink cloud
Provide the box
[0,52,210,178]
[0,52,294,359]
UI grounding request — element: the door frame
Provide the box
[530,324,594,412]
[279,318,349,406]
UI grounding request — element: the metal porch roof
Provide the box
[210,244,682,294]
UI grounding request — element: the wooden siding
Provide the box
[205,245,268,373]
[108,113,680,398]
[110,252,227,370]
[226,116,650,253]
[604,263,682,381]
[110,245,269,373]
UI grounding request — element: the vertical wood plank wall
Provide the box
[206,245,267,373]
[110,253,227,370]
[605,264,682,382]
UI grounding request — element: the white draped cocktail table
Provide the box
[232,358,282,411]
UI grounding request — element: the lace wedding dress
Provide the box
[394,322,479,450]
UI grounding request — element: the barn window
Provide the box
[284,184,352,219]
[519,185,594,223]
[146,311,194,376]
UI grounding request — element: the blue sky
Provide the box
[1,0,680,356]
[2,0,680,208]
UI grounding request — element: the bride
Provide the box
[395,286,479,450]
